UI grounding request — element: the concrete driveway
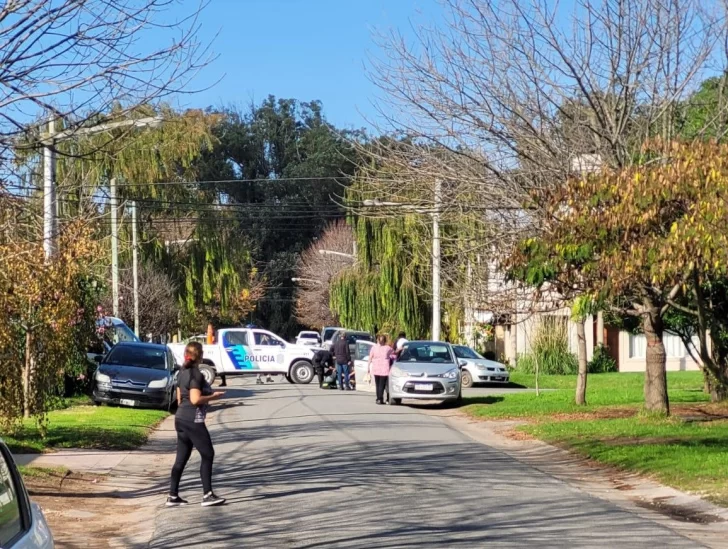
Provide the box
[149,379,698,548]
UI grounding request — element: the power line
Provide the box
[1,175,354,191]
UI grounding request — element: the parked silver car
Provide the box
[452,345,510,388]
[388,341,462,405]
[0,439,54,549]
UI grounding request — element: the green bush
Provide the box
[517,317,578,375]
[588,344,618,373]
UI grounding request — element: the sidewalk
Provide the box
[17,415,178,549]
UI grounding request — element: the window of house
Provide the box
[629,333,686,359]
[629,334,646,359]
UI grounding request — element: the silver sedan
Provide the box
[452,345,510,388]
[388,341,462,405]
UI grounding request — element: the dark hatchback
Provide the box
[92,342,179,410]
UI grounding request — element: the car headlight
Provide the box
[390,366,408,378]
[475,364,487,370]
[96,372,111,383]
[443,368,459,379]
[148,378,168,388]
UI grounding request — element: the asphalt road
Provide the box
[149,380,698,548]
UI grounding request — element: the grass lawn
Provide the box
[464,371,708,419]
[1,399,168,453]
[465,371,728,504]
[525,417,728,505]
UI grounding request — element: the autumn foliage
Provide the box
[0,217,102,427]
[510,140,728,413]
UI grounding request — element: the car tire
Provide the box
[285,374,294,384]
[461,369,474,389]
[199,363,216,385]
[389,397,402,406]
[290,361,314,384]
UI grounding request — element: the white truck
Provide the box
[167,327,316,385]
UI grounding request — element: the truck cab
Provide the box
[168,327,316,385]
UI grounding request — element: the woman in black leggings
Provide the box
[167,342,225,507]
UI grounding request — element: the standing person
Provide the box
[395,332,409,357]
[168,342,226,507]
[333,331,353,391]
[313,347,334,388]
[368,335,394,405]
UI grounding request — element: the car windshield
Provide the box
[105,346,167,370]
[398,342,454,364]
[453,346,483,360]
[96,318,139,346]
[323,328,339,341]
[347,333,373,344]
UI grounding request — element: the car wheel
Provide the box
[461,369,474,389]
[285,374,294,384]
[199,364,216,385]
[290,361,314,384]
[389,397,402,406]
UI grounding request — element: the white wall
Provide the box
[618,331,701,372]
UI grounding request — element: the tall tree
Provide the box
[195,98,362,337]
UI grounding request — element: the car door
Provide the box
[0,441,53,549]
[252,330,287,373]
[353,340,375,393]
[220,330,255,372]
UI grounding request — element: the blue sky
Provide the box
[186,0,442,130]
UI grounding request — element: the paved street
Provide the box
[146,379,700,548]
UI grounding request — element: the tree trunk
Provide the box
[576,318,588,405]
[509,321,517,367]
[710,382,728,402]
[23,330,32,419]
[643,307,670,415]
[704,369,713,395]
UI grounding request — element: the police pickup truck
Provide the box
[167,327,316,385]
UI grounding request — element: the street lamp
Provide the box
[318,249,355,259]
[291,277,323,285]
[362,179,442,341]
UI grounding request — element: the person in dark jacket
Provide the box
[332,331,353,391]
[312,348,335,388]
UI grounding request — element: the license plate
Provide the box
[120,399,136,407]
[416,384,434,391]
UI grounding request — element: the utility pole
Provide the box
[432,179,442,341]
[131,201,140,337]
[110,178,119,317]
[33,114,162,262]
[42,118,56,260]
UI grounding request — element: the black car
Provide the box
[329,330,374,357]
[92,342,179,410]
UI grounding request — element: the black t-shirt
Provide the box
[313,349,334,369]
[176,366,206,423]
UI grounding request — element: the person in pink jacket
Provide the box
[368,335,394,405]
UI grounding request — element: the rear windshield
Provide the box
[323,328,338,341]
[300,333,319,339]
[104,346,167,370]
[453,346,482,360]
[398,342,453,364]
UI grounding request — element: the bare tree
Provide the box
[294,220,354,330]
[102,263,178,338]
[0,0,211,175]
[360,0,727,408]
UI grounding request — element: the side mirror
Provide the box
[173,364,180,372]
[458,359,467,368]
[94,355,103,364]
